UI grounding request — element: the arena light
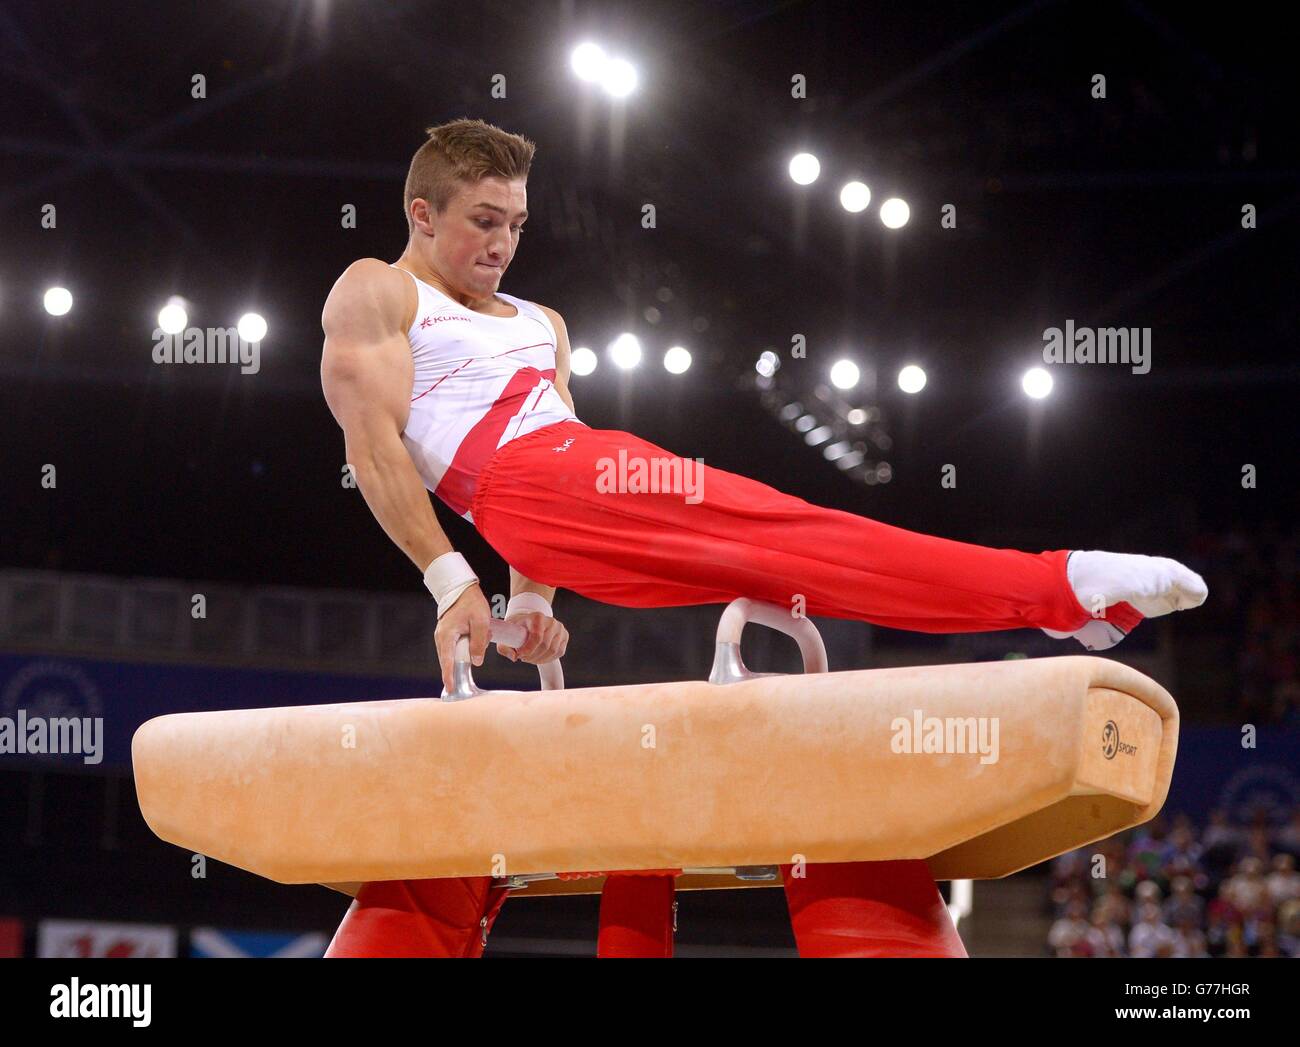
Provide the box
[570,346,597,376]
[157,296,188,334]
[898,364,926,393]
[603,57,638,98]
[43,286,73,316]
[788,153,820,185]
[830,359,860,390]
[663,345,691,374]
[607,332,642,370]
[756,350,779,377]
[880,197,910,229]
[1022,367,1053,399]
[570,42,607,81]
[237,312,268,343]
[839,181,871,213]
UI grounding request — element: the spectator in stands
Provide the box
[1241,823,1274,865]
[1127,821,1171,884]
[1255,922,1281,958]
[1202,807,1242,853]
[1170,910,1209,958]
[1096,883,1133,930]
[1205,904,1232,957]
[1129,902,1177,958]
[1222,856,1270,914]
[1049,846,1090,908]
[1050,877,1090,919]
[1135,879,1163,909]
[1276,899,1300,957]
[1048,900,1093,957]
[1223,924,1249,957]
[1267,853,1300,906]
[1089,906,1125,957]
[1163,875,1204,928]
[1162,821,1203,874]
[1045,793,1299,956]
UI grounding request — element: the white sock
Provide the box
[1067,550,1208,618]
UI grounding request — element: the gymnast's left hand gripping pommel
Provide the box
[497,592,569,667]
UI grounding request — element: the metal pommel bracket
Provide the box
[708,597,829,684]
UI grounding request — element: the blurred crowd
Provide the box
[1047,806,1300,957]
[1185,522,1300,726]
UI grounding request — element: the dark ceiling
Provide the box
[1,0,1295,592]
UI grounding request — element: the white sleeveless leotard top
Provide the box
[391,265,585,524]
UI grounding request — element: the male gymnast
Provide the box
[318,118,1207,959]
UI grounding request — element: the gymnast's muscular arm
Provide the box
[320,258,492,683]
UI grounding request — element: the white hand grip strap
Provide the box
[709,597,829,683]
[442,618,565,700]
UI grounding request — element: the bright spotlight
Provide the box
[756,350,779,378]
[663,345,691,374]
[157,297,188,334]
[1022,367,1053,399]
[570,346,598,376]
[880,197,910,229]
[43,286,73,316]
[603,57,638,98]
[788,153,820,185]
[839,181,871,213]
[830,359,860,390]
[608,332,642,369]
[237,312,268,343]
[898,364,926,393]
[570,42,607,81]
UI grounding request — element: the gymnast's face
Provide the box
[431,176,528,297]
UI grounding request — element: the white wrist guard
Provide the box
[423,552,479,619]
[505,592,553,619]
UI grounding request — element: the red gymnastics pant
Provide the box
[470,421,1090,633]
[327,420,1089,958]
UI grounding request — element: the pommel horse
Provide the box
[132,599,1178,911]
